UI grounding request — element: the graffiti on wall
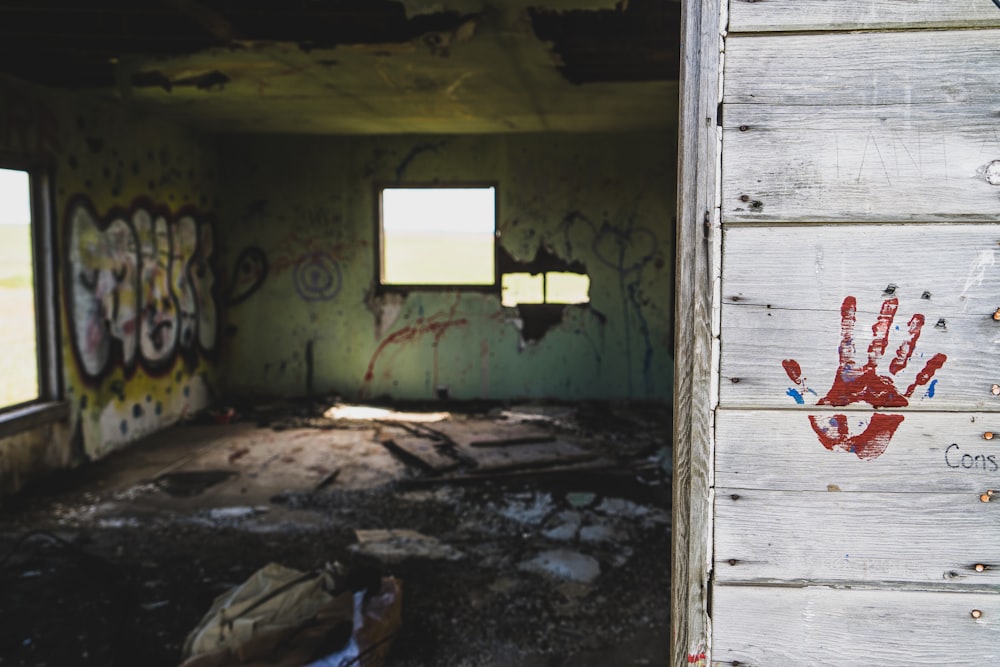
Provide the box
[293,251,342,301]
[65,196,217,380]
[559,208,661,397]
[782,295,947,460]
[269,226,355,302]
[226,246,269,306]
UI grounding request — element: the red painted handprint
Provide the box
[782,296,947,460]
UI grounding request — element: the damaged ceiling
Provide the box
[0,0,680,134]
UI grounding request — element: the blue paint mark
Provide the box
[786,388,805,404]
[807,388,818,397]
[926,379,938,398]
[895,325,900,331]
[119,419,128,435]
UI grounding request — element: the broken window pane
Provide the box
[501,272,544,306]
[0,168,39,408]
[380,186,495,286]
[545,271,590,304]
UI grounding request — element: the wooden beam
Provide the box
[671,0,723,663]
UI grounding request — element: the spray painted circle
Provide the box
[293,251,342,301]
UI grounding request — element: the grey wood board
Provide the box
[719,225,1000,410]
[721,115,1000,223]
[716,409,1000,493]
[728,0,1000,32]
[672,0,723,661]
[712,586,1000,666]
[724,30,1000,107]
[715,488,1000,585]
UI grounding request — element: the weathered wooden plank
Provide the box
[715,488,1000,586]
[721,29,1000,223]
[722,116,1000,223]
[713,586,1000,666]
[729,0,1000,33]
[382,436,461,473]
[717,409,1000,493]
[462,440,595,473]
[719,225,1000,410]
[725,31,1000,107]
[672,0,723,662]
[422,420,553,448]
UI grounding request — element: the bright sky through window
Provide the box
[0,169,30,225]
[381,186,495,285]
[0,167,38,408]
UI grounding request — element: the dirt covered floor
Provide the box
[0,401,671,666]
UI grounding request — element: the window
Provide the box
[378,185,497,288]
[501,271,590,307]
[0,164,60,422]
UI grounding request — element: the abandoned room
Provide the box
[0,1,678,665]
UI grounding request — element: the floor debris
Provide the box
[352,529,464,563]
[0,400,671,666]
[518,549,602,584]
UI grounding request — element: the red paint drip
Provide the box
[362,316,469,384]
[687,653,707,663]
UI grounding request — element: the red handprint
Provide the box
[783,296,947,460]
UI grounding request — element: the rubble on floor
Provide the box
[0,400,671,666]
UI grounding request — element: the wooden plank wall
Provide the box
[712,2,1000,664]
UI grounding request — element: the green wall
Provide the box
[218,133,675,401]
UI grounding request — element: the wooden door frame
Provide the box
[671,0,724,664]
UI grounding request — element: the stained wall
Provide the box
[218,132,675,401]
[0,76,220,494]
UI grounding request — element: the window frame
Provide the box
[0,154,67,437]
[374,181,501,295]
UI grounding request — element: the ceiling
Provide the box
[0,0,681,134]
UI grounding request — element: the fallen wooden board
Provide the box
[382,436,461,473]
[423,419,555,449]
[398,458,624,486]
[461,440,596,473]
